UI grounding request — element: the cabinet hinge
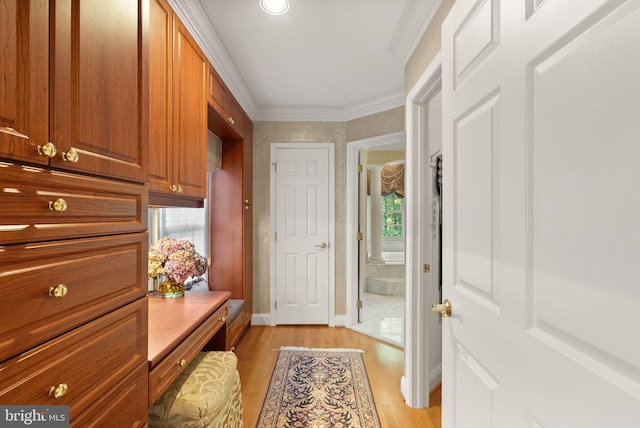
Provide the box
[355,232,363,241]
[356,300,363,309]
[356,164,363,173]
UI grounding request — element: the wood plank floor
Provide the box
[234,325,441,427]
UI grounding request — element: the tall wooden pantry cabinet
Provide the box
[0,1,149,426]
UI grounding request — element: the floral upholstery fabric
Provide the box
[149,351,243,428]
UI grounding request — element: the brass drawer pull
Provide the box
[48,284,68,299]
[61,148,79,163]
[177,359,186,368]
[48,383,68,399]
[219,316,226,323]
[37,142,58,158]
[48,198,68,213]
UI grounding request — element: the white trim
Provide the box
[269,143,336,327]
[345,131,406,331]
[251,313,271,325]
[401,52,442,408]
[388,0,443,65]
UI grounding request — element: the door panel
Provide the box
[442,0,640,425]
[275,147,330,324]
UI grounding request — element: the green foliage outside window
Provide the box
[381,192,403,237]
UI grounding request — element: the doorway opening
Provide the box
[346,132,406,346]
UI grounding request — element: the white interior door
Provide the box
[441,0,640,426]
[274,146,331,324]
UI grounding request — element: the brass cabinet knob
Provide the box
[37,142,58,158]
[48,383,68,399]
[220,316,226,323]
[431,299,453,318]
[48,198,68,213]
[169,184,183,193]
[49,284,68,299]
[177,359,186,368]
[61,148,79,163]
[244,199,250,204]
[227,116,235,125]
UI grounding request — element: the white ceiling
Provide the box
[169,0,441,121]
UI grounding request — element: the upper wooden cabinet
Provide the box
[208,65,246,138]
[148,0,207,203]
[0,1,50,165]
[0,1,147,183]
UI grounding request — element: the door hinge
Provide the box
[423,263,431,273]
[356,300,363,309]
[355,232,363,241]
[356,164,363,173]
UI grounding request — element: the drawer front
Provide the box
[149,303,227,405]
[0,233,148,362]
[72,362,148,428]
[0,161,147,245]
[0,298,148,420]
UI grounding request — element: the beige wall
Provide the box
[252,121,346,315]
[345,106,405,142]
[404,0,456,93]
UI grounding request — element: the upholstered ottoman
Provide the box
[148,351,243,428]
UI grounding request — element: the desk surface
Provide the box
[148,291,230,368]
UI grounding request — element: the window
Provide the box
[381,192,403,238]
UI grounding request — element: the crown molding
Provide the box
[388,0,442,65]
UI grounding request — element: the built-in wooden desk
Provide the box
[147,291,230,406]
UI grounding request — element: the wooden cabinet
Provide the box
[0,0,49,165]
[148,0,207,204]
[208,66,244,138]
[0,0,147,183]
[0,2,149,426]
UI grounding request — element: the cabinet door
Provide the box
[148,0,173,193]
[173,18,207,198]
[50,0,147,183]
[0,0,49,164]
[208,65,230,121]
[242,118,253,205]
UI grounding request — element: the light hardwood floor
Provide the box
[234,325,441,427]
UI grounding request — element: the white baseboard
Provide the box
[251,313,271,325]
[249,313,347,327]
[430,364,442,390]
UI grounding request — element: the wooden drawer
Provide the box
[227,306,245,351]
[0,298,148,420]
[0,161,147,245]
[72,362,148,428]
[0,233,148,362]
[149,303,227,405]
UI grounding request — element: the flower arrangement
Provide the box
[148,237,209,284]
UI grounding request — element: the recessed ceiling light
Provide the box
[260,0,289,15]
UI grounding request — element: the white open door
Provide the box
[440,0,640,426]
[272,144,333,325]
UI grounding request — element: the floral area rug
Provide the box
[257,347,382,428]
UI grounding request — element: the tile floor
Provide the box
[351,291,405,347]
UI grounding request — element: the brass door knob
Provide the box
[61,148,79,163]
[49,284,68,299]
[48,198,68,213]
[314,242,328,249]
[37,142,58,158]
[48,383,68,399]
[432,299,452,318]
